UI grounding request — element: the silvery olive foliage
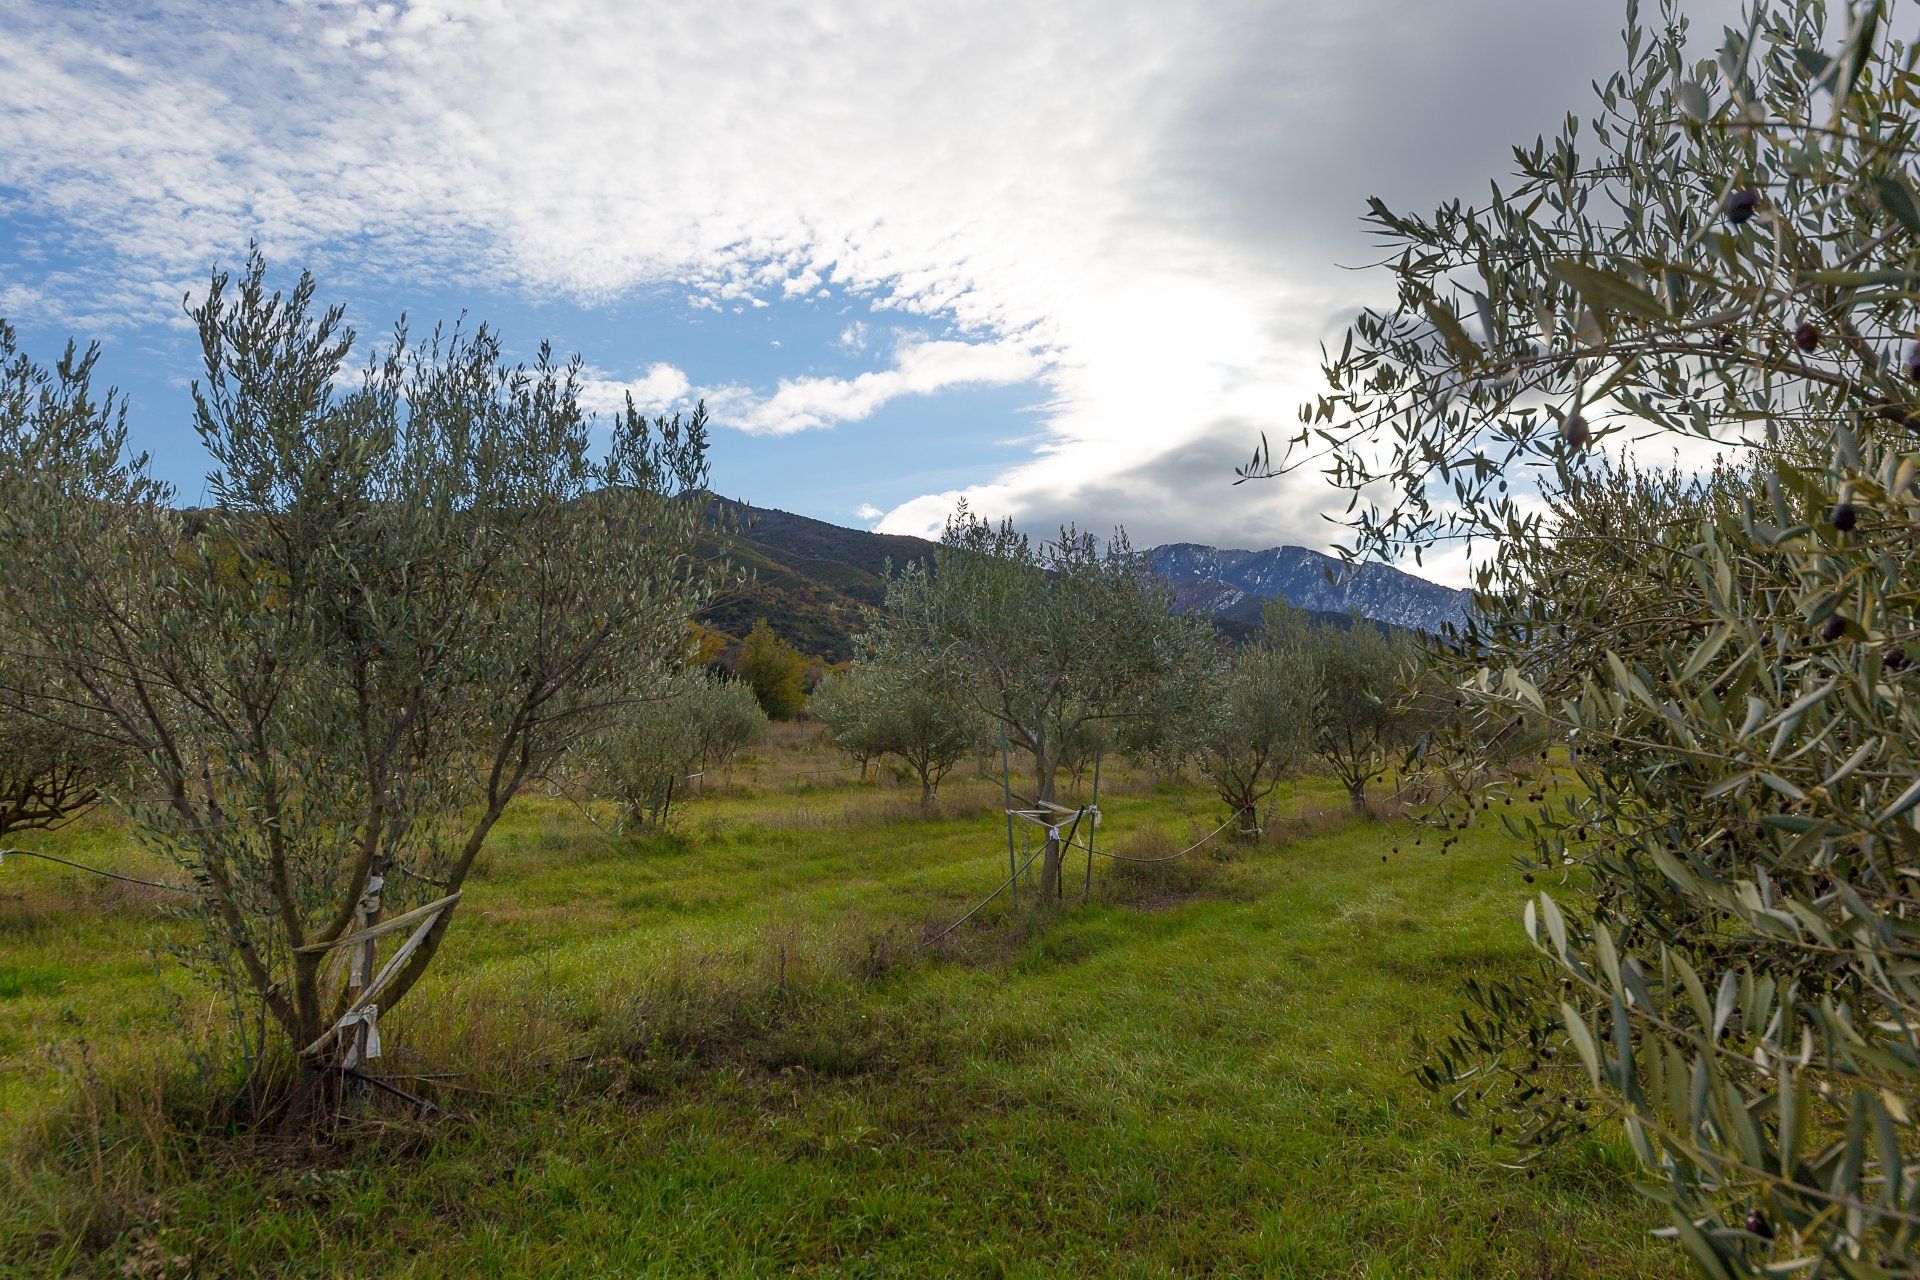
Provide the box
[1259,0,1920,1272]
[0,330,138,843]
[812,637,983,813]
[1276,607,1429,814]
[585,673,766,828]
[875,506,1215,896]
[1189,631,1316,837]
[0,252,713,1070]
[806,670,874,775]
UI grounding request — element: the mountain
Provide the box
[698,497,1468,662]
[697,497,939,663]
[1147,543,1468,634]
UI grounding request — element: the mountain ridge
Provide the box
[1147,542,1468,634]
[700,496,1466,661]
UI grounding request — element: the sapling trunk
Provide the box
[1034,746,1063,898]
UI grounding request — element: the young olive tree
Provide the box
[818,635,983,813]
[807,669,875,777]
[880,507,1215,896]
[692,676,769,772]
[0,679,122,842]
[587,673,766,827]
[1266,607,1424,813]
[1194,639,1317,837]
[1260,2,1920,1270]
[0,254,712,1079]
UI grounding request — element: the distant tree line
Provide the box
[811,510,1437,863]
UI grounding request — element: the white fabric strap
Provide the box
[339,1005,382,1069]
[356,874,385,917]
[300,894,458,1062]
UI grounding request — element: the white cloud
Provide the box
[727,334,1044,435]
[854,503,883,521]
[0,0,1708,576]
[576,362,692,416]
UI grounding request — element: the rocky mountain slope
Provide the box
[1147,543,1468,634]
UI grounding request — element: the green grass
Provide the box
[0,739,1687,1278]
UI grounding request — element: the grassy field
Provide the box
[0,725,1687,1278]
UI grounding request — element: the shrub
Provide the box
[736,619,808,719]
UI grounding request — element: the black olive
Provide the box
[1725,187,1760,224]
[1793,321,1821,352]
[1746,1208,1774,1241]
[1562,413,1590,447]
[1822,614,1850,643]
[1829,502,1857,531]
[1884,646,1912,672]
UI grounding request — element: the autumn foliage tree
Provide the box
[735,618,809,719]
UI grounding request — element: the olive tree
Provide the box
[0,254,712,1080]
[1265,606,1424,813]
[816,637,983,813]
[0,336,135,844]
[1194,638,1316,837]
[0,685,120,842]
[879,507,1215,896]
[1258,2,1920,1270]
[808,669,875,777]
[692,676,769,772]
[587,673,766,827]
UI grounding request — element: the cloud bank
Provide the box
[0,0,1707,576]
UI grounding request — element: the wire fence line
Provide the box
[920,842,1047,947]
[1062,811,1242,863]
[0,847,200,894]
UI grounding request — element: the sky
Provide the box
[0,0,1722,584]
